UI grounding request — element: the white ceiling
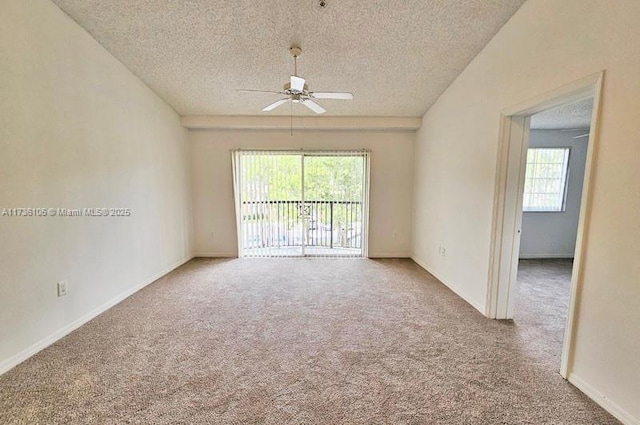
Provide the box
[51,0,526,117]
[530,98,593,130]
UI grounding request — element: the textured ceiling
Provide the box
[51,0,526,117]
[530,98,594,130]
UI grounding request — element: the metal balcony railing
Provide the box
[241,200,362,250]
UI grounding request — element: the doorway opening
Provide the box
[487,72,604,378]
[232,150,370,258]
[514,98,594,371]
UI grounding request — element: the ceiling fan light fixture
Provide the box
[238,45,353,115]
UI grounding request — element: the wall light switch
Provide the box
[57,281,68,297]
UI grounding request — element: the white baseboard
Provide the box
[368,252,412,258]
[193,251,238,258]
[0,254,194,376]
[194,252,412,259]
[568,373,639,425]
[410,255,486,315]
[519,253,575,259]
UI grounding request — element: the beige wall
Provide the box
[190,130,414,258]
[412,0,640,422]
[0,0,193,371]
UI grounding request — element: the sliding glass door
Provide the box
[232,151,369,258]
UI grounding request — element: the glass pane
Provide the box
[238,152,366,258]
[522,148,569,212]
[303,155,365,257]
[241,153,303,257]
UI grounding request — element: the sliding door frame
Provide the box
[232,149,371,258]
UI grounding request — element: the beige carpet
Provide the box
[515,259,576,366]
[0,258,620,424]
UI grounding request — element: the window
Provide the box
[232,150,370,258]
[523,148,570,212]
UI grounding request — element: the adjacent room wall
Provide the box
[0,0,193,372]
[412,0,640,422]
[190,129,414,258]
[519,129,589,259]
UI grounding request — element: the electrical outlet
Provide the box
[439,246,447,257]
[57,281,68,297]
[392,232,398,240]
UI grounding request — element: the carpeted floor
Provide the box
[0,258,620,424]
[514,259,575,367]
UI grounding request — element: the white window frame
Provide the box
[522,147,571,212]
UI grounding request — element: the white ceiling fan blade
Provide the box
[237,89,285,94]
[302,99,326,114]
[262,98,290,112]
[310,92,354,100]
[573,133,590,139]
[290,76,306,92]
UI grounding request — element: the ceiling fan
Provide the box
[237,45,353,114]
[560,128,590,139]
[573,133,590,139]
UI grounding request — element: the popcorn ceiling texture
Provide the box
[50,0,526,116]
[530,98,594,130]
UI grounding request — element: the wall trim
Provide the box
[368,252,412,258]
[411,255,485,315]
[193,252,238,258]
[519,254,575,259]
[181,115,422,131]
[0,255,194,376]
[568,373,639,425]
[194,252,411,259]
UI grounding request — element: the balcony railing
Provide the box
[241,200,362,251]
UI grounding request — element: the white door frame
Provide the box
[486,71,605,378]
